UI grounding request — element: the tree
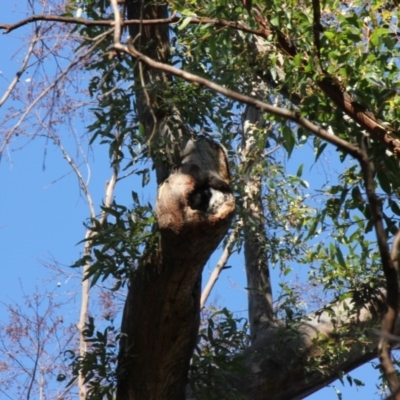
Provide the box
[1,0,400,399]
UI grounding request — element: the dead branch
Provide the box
[0,29,112,160]
[0,27,39,108]
[200,223,241,309]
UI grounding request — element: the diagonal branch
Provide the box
[120,37,400,392]
[120,38,362,160]
[200,223,241,309]
[249,8,400,157]
[0,29,112,160]
[3,11,399,155]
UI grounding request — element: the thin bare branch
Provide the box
[50,135,96,218]
[0,13,259,36]
[77,127,120,398]
[0,30,112,160]
[200,223,241,309]
[0,28,39,108]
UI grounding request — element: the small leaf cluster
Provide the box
[60,317,118,400]
[189,308,249,399]
[73,193,157,290]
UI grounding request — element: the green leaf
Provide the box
[178,16,192,31]
[296,164,304,177]
[282,126,296,156]
[370,28,391,47]
[335,245,346,268]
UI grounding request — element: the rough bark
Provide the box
[117,136,235,399]
[117,2,235,399]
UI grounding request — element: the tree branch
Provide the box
[200,223,240,309]
[0,26,38,108]
[116,2,234,399]
[110,0,122,45]
[0,29,112,160]
[359,141,400,398]
[121,35,400,394]
[249,8,400,157]
[235,290,387,399]
[120,38,363,160]
[0,13,261,36]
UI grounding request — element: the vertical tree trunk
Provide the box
[241,105,275,341]
[117,2,235,398]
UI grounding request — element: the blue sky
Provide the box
[0,2,391,399]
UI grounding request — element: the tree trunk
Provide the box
[241,105,275,342]
[117,2,235,399]
[117,137,235,399]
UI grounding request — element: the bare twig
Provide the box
[201,223,241,309]
[0,29,112,160]
[50,135,96,218]
[0,28,39,108]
